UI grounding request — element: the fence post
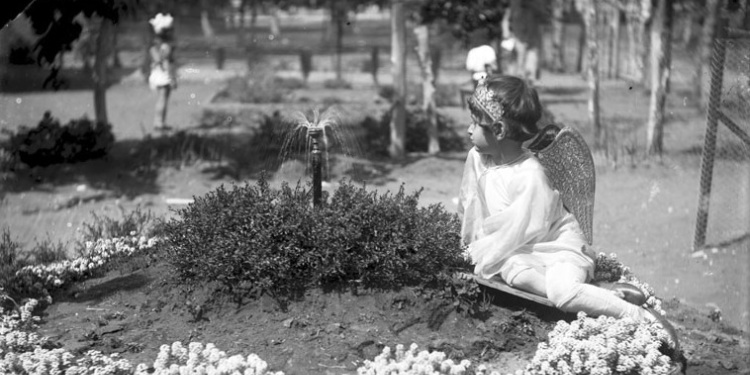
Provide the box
[215,47,225,70]
[693,18,728,251]
[299,48,312,84]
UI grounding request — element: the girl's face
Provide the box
[467,109,499,154]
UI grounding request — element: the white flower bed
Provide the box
[11,235,158,298]
[1,237,675,375]
[358,343,472,375]
[133,342,283,375]
[519,312,673,375]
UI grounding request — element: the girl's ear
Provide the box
[493,121,506,141]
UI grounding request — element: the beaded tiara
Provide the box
[467,79,505,123]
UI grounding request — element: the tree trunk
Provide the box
[331,1,346,82]
[640,0,653,88]
[110,23,122,68]
[611,7,621,79]
[681,11,695,46]
[551,0,566,72]
[646,0,673,156]
[249,0,258,42]
[600,7,611,79]
[414,24,439,154]
[583,0,603,149]
[625,5,645,82]
[269,6,281,38]
[236,0,247,47]
[577,16,586,74]
[697,0,722,108]
[141,20,152,82]
[200,0,215,39]
[389,0,406,159]
[93,18,112,124]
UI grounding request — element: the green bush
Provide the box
[360,106,467,156]
[6,112,114,167]
[378,83,463,108]
[213,74,305,104]
[160,178,468,302]
[25,237,68,265]
[323,78,352,89]
[0,228,27,293]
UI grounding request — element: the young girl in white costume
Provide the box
[459,75,654,321]
[148,13,177,131]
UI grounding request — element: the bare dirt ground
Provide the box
[1,55,749,373]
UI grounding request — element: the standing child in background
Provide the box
[458,75,657,322]
[465,45,498,88]
[148,13,177,132]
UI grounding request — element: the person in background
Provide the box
[466,45,498,88]
[148,13,177,132]
[502,0,546,85]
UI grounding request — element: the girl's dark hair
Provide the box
[484,75,542,142]
[527,124,561,152]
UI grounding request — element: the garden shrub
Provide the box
[0,148,17,176]
[360,106,467,156]
[25,237,68,265]
[213,74,304,104]
[6,112,114,167]
[378,83,463,108]
[323,78,352,90]
[0,228,27,292]
[160,178,468,302]
[135,130,226,168]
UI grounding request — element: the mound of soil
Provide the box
[34,256,749,375]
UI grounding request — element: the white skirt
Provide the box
[149,69,172,90]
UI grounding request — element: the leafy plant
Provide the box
[323,78,352,89]
[444,276,493,318]
[0,228,27,292]
[26,237,68,265]
[6,111,114,167]
[159,178,469,304]
[213,73,304,104]
[134,130,225,170]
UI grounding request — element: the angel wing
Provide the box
[533,126,596,245]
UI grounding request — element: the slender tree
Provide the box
[390,0,407,158]
[646,0,674,155]
[199,0,215,38]
[697,0,723,108]
[330,0,347,82]
[413,23,439,154]
[579,0,604,149]
[609,5,621,78]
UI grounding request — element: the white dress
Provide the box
[458,147,594,280]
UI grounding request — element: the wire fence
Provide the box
[694,25,750,250]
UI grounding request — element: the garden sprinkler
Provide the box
[308,126,323,207]
[289,108,338,208]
